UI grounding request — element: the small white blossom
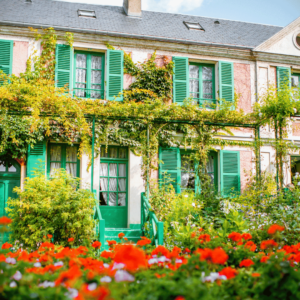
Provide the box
[100,276,112,283]
[54,261,64,267]
[87,283,97,291]
[202,272,227,283]
[6,258,16,265]
[157,256,170,263]
[192,203,195,207]
[112,263,125,270]
[114,270,135,282]
[148,258,158,265]
[10,281,17,288]
[103,263,110,268]
[12,271,22,281]
[184,195,188,198]
[39,281,55,288]
[34,262,41,267]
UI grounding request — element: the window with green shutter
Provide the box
[27,141,46,178]
[73,51,105,99]
[173,56,189,105]
[0,39,13,81]
[277,67,291,89]
[55,44,72,89]
[47,143,80,178]
[220,150,240,197]
[219,61,234,106]
[292,73,300,89]
[107,50,124,101]
[189,63,216,107]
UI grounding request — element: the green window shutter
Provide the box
[173,56,189,105]
[55,44,72,89]
[159,147,181,193]
[220,150,240,197]
[219,61,234,105]
[106,50,124,101]
[27,141,46,178]
[0,39,13,77]
[277,67,291,89]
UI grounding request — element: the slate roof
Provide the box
[0,0,283,49]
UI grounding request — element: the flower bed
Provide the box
[1,218,300,300]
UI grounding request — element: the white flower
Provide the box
[12,271,22,281]
[175,259,183,264]
[6,258,16,264]
[10,281,17,288]
[192,203,195,207]
[202,272,227,282]
[294,108,297,114]
[157,256,170,263]
[34,262,41,267]
[112,262,125,270]
[148,258,158,265]
[66,288,78,299]
[87,283,97,291]
[38,281,55,288]
[114,270,135,282]
[103,263,110,268]
[297,181,300,186]
[100,276,112,283]
[184,195,188,198]
[54,261,64,267]
[259,113,262,117]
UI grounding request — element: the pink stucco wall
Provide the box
[240,150,253,191]
[292,122,300,137]
[234,63,252,113]
[12,41,29,76]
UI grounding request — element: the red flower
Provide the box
[55,266,82,287]
[197,248,228,265]
[191,232,196,238]
[151,245,170,257]
[267,224,285,235]
[241,233,252,240]
[228,232,242,242]
[68,237,74,242]
[219,267,238,279]
[118,232,125,239]
[260,256,269,263]
[137,237,152,246]
[252,273,261,277]
[260,239,278,250]
[198,234,210,243]
[47,234,53,239]
[100,251,114,259]
[244,241,256,252]
[239,259,254,268]
[175,297,185,300]
[92,241,101,249]
[1,242,12,250]
[114,244,147,271]
[0,217,12,225]
[184,248,191,254]
[107,240,117,246]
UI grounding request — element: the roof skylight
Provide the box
[183,21,204,31]
[78,9,96,18]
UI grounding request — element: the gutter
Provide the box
[0,20,254,51]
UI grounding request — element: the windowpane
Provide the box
[91,56,102,69]
[189,65,199,78]
[119,164,126,177]
[189,79,199,98]
[66,163,77,177]
[119,148,127,159]
[100,178,108,191]
[109,193,117,206]
[100,163,108,176]
[109,178,117,191]
[118,179,126,191]
[292,75,299,88]
[203,81,213,95]
[66,146,77,162]
[76,69,86,83]
[109,164,117,177]
[118,193,126,206]
[75,83,86,97]
[76,54,87,68]
[110,148,118,159]
[50,162,61,176]
[100,192,108,206]
[202,67,213,80]
[0,162,5,172]
[50,146,61,161]
[101,148,108,158]
[181,155,195,190]
[8,165,17,172]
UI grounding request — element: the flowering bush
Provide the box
[1,218,300,300]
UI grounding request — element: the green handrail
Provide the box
[141,192,164,246]
[92,190,105,250]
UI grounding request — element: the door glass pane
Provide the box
[189,65,199,78]
[109,164,117,177]
[66,147,77,162]
[91,56,102,69]
[118,179,126,192]
[100,192,108,206]
[118,193,126,206]
[202,67,213,80]
[110,148,118,158]
[109,178,117,191]
[100,178,108,191]
[8,165,17,172]
[66,163,77,177]
[100,163,108,176]
[50,145,61,161]
[119,148,127,159]
[101,148,108,158]
[206,155,215,186]
[181,155,195,190]
[0,162,5,172]
[119,164,126,177]
[109,193,117,206]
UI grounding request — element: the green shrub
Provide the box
[7,169,95,249]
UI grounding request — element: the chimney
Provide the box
[123,0,142,17]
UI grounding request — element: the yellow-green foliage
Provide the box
[6,169,95,249]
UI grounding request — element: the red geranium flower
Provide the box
[197,248,228,265]
[92,241,101,249]
[241,233,252,240]
[244,241,256,252]
[260,239,278,250]
[198,234,210,243]
[228,232,242,242]
[239,259,254,268]
[267,224,285,235]
[68,237,74,242]
[260,256,269,263]
[252,273,261,277]
[101,250,114,259]
[1,242,12,250]
[47,234,53,239]
[118,232,125,239]
[137,237,152,246]
[219,267,238,279]
[107,240,117,246]
[0,217,12,225]
[151,245,170,257]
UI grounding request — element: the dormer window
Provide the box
[296,34,300,48]
[78,9,96,18]
[184,21,204,31]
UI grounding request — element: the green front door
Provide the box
[0,160,21,243]
[100,146,128,228]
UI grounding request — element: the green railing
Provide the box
[93,190,105,250]
[141,192,164,246]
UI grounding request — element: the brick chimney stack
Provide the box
[123,0,142,17]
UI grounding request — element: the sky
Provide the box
[59,0,300,27]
